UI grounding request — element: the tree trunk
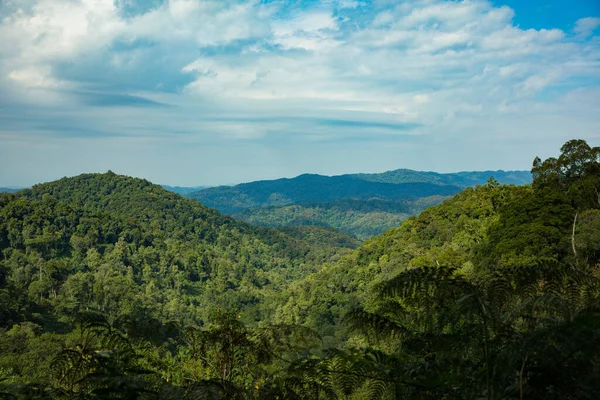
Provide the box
[572,212,578,259]
[519,354,528,400]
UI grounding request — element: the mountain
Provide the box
[0,172,354,328]
[190,173,466,214]
[161,184,208,196]
[190,169,532,214]
[190,169,531,238]
[265,140,600,399]
[274,139,600,353]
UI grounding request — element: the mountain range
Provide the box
[187,169,531,238]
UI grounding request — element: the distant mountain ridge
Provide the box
[188,168,531,238]
[161,184,208,196]
[0,187,23,193]
[191,175,465,215]
[189,169,531,214]
[352,169,531,186]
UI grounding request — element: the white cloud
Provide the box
[8,66,65,88]
[0,0,599,185]
[574,17,600,38]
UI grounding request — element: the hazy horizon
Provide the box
[1,166,534,189]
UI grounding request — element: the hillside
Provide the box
[273,141,599,337]
[235,197,447,239]
[267,140,600,398]
[270,182,514,338]
[0,172,354,329]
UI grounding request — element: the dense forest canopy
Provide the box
[232,197,446,240]
[0,140,598,399]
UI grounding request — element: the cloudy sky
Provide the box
[1,0,599,186]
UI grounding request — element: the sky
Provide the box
[0,0,599,187]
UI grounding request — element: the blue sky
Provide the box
[0,0,599,187]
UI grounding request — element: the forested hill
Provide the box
[268,139,600,398]
[0,172,357,328]
[274,142,599,336]
[270,181,513,339]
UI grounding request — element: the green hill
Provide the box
[270,182,514,338]
[0,171,363,396]
[273,141,600,339]
[265,140,600,398]
[1,172,354,328]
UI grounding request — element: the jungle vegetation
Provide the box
[0,139,598,399]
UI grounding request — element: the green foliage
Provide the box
[331,260,600,399]
[0,172,354,397]
[274,226,360,249]
[235,197,449,239]
[0,140,598,400]
[270,182,514,341]
[476,139,600,272]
